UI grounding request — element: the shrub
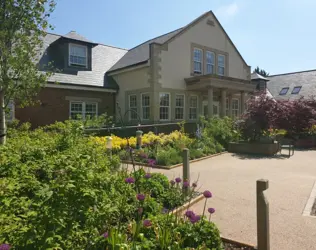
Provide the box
[156,147,182,166]
[202,116,238,149]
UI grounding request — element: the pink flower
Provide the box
[203,190,212,198]
[143,219,152,227]
[136,194,145,201]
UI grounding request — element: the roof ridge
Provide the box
[46,31,127,51]
[126,27,183,51]
[269,69,316,77]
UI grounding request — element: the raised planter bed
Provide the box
[121,151,227,169]
[228,141,279,156]
[222,237,256,250]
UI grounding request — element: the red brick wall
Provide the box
[15,87,115,128]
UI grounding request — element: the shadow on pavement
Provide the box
[231,153,289,160]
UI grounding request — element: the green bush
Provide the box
[202,116,239,149]
[156,146,182,166]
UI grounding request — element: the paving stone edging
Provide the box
[121,151,227,170]
[221,237,257,249]
[303,180,316,217]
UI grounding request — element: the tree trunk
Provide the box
[0,90,6,145]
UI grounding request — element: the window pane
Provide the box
[189,96,198,120]
[218,66,225,76]
[279,88,289,95]
[70,102,83,120]
[69,44,87,66]
[206,51,214,64]
[232,99,239,118]
[206,64,214,74]
[291,86,301,94]
[175,95,184,120]
[159,93,170,120]
[129,95,137,108]
[193,48,202,73]
[218,55,225,66]
[142,94,150,120]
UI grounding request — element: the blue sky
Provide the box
[49,0,316,75]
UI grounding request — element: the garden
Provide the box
[229,94,316,155]
[93,117,239,168]
[0,119,244,249]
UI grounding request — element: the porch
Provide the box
[185,74,255,118]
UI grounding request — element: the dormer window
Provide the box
[69,43,87,67]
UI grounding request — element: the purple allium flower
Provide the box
[0,244,11,250]
[203,190,212,198]
[125,177,135,184]
[102,232,109,238]
[147,159,156,167]
[138,207,143,215]
[208,207,215,214]
[136,193,145,201]
[190,215,201,224]
[143,219,152,227]
[170,180,175,186]
[185,210,195,219]
[192,182,197,188]
[175,177,182,183]
[144,173,151,179]
[183,181,190,188]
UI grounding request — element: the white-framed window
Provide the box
[141,93,150,120]
[175,94,185,120]
[226,98,229,116]
[69,43,87,67]
[232,98,239,118]
[206,51,215,74]
[218,54,225,76]
[70,101,98,120]
[189,95,198,120]
[129,95,138,120]
[193,48,203,74]
[5,101,15,122]
[159,93,170,121]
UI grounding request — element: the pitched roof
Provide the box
[109,11,249,73]
[63,31,95,44]
[251,72,269,81]
[108,28,183,72]
[267,69,316,100]
[40,33,127,88]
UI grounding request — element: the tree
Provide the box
[0,0,56,144]
[253,66,269,77]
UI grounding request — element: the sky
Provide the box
[49,0,316,75]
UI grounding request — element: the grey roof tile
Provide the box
[41,33,127,88]
[267,70,316,100]
[108,28,183,72]
[63,31,94,43]
[251,72,269,81]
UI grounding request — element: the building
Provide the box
[15,31,127,127]
[14,11,255,127]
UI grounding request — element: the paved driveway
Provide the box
[151,150,316,250]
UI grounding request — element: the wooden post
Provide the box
[257,179,270,250]
[183,148,190,195]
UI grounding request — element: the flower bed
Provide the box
[93,129,225,168]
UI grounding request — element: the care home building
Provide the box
[15,11,255,127]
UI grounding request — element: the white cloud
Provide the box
[215,2,239,19]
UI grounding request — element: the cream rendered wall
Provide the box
[160,13,250,90]
[112,67,150,120]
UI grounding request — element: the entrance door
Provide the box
[202,101,220,118]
